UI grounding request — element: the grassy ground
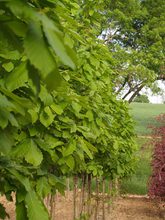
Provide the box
[121,137,152,195]
[130,102,165,135]
[121,103,165,195]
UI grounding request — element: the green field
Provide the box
[121,137,152,195]
[121,102,165,195]
[130,102,165,135]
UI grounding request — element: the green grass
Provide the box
[120,137,152,195]
[130,102,165,135]
[121,103,165,195]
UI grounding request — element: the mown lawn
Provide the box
[120,137,152,195]
[130,102,165,135]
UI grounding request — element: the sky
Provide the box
[142,81,165,104]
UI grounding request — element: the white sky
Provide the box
[142,81,165,104]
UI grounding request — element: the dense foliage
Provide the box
[102,0,165,102]
[148,114,165,199]
[0,0,137,219]
[133,94,150,103]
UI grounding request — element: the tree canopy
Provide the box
[102,0,165,102]
[0,1,137,219]
[133,94,150,103]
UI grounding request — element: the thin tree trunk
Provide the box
[66,177,70,199]
[80,173,86,216]
[50,195,56,219]
[87,174,92,218]
[94,177,100,220]
[114,178,119,196]
[102,178,105,220]
[73,175,78,220]
[108,180,112,214]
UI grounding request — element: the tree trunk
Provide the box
[87,174,92,218]
[80,173,86,216]
[94,177,100,220]
[108,180,113,214]
[102,178,106,220]
[128,84,144,103]
[73,175,78,220]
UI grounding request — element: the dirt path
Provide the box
[0,194,164,220]
[110,196,164,220]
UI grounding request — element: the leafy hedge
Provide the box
[0,0,137,219]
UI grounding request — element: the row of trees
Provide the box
[0,0,164,219]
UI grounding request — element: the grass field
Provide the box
[121,103,165,195]
[121,137,152,195]
[130,102,165,135]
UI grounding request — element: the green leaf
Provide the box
[28,108,38,124]
[13,138,43,166]
[25,190,50,220]
[0,93,15,109]
[62,140,76,157]
[0,50,20,60]
[0,130,14,154]
[0,87,33,110]
[44,135,64,149]
[44,69,63,92]
[0,109,9,129]
[48,175,65,195]
[71,101,82,113]
[2,62,14,72]
[39,85,53,106]
[6,20,27,37]
[36,177,51,198]
[86,110,94,121]
[16,202,28,220]
[41,15,76,69]
[8,113,19,127]
[8,169,31,191]
[5,62,28,91]
[65,155,75,170]
[79,138,93,159]
[0,203,9,219]
[24,22,56,77]
[6,0,37,21]
[35,138,59,162]
[40,106,54,127]
[83,140,97,152]
[50,103,63,115]
[24,139,43,167]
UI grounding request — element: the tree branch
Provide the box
[116,76,128,94]
[128,84,145,103]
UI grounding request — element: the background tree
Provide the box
[133,94,150,103]
[102,0,165,102]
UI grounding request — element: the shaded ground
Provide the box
[0,194,164,220]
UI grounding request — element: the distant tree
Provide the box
[102,0,165,102]
[133,94,150,103]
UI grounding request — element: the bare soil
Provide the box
[0,193,164,220]
[110,196,165,220]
